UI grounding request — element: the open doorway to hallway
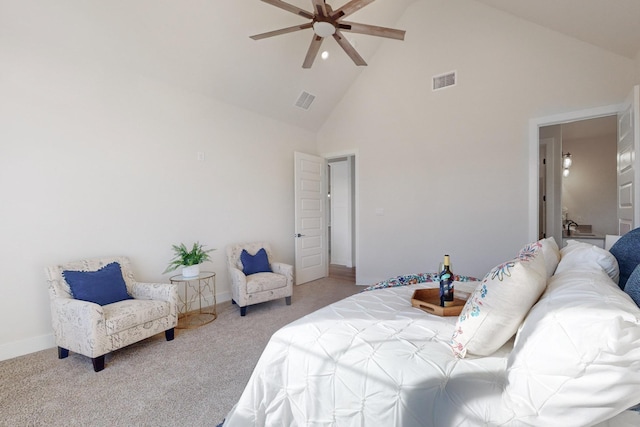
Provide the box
[539,116,617,249]
[327,156,356,282]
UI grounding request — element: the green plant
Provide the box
[163,242,215,274]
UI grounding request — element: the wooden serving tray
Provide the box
[411,288,466,317]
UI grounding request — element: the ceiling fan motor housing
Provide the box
[250,0,406,68]
[313,21,336,37]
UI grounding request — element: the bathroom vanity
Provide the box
[562,224,605,248]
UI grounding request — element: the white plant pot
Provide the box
[182,264,200,278]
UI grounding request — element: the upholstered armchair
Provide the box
[226,242,293,316]
[45,256,178,372]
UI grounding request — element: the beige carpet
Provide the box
[0,277,361,427]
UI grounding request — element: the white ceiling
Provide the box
[474,0,640,59]
[235,0,640,131]
[561,115,618,141]
[9,1,639,132]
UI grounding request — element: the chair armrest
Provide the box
[131,282,178,302]
[50,298,107,356]
[52,297,104,324]
[271,262,294,287]
[131,282,178,319]
[229,267,247,286]
[228,267,248,305]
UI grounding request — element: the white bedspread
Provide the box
[222,282,640,426]
[224,282,516,426]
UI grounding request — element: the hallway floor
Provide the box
[329,264,356,282]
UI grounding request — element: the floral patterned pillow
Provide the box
[450,242,547,358]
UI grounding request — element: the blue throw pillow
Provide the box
[63,262,132,306]
[609,228,640,290]
[240,248,272,275]
[624,264,640,308]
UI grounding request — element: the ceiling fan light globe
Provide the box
[313,21,336,38]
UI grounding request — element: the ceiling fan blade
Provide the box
[332,31,367,66]
[302,35,324,68]
[312,0,328,17]
[331,0,375,20]
[260,0,314,20]
[338,21,405,40]
[250,23,313,40]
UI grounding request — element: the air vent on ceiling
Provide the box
[433,71,456,91]
[295,91,316,110]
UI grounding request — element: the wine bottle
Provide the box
[440,255,455,307]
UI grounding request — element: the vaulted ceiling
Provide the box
[5,1,639,132]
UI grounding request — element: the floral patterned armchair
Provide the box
[226,242,293,316]
[45,256,178,372]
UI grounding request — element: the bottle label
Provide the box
[440,258,454,307]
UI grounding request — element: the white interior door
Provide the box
[294,152,328,285]
[617,85,640,235]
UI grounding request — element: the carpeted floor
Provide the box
[0,277,361,427]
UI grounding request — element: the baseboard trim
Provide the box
[215,290,232,303]
[0,333,55,362]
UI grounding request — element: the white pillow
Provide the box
[450,243,547,358]
[539,236,560,279]
[557,239,620,284]
[505,266,640,425]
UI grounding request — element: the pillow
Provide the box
[556,240,619,283]
[505,265,640,425]
[240,248,272,275]
[609,228,640,289]
[538,236,560,279]
[450,243,546,358]
[624,264,640,307]
[63,262,132,306]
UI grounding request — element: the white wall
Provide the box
[317,0,638,284]
[329,160,352,267]
[0,10,316,360]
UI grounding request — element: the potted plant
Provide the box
[163,242,215,277]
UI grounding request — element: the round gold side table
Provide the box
[170,271,217,329]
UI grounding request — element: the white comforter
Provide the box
[223,237,640,427]
[224,282,515,426]
[223,282,640,426]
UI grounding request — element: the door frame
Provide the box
[328,157,353,267]
[323,149,359,282]
[528,103,623,242]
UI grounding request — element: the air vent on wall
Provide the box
[433,71,456,91]
[295,91,316,110]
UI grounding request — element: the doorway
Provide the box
[529,86,640,243]
[327,156,356,282]
[539,116,618,246]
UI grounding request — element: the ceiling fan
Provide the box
[250,0,406,68]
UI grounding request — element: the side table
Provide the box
[170,271,217,329]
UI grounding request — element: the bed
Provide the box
[222,237,640,426]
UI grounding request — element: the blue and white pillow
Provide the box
[450,242,547,358]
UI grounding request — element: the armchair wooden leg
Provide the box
[58,347,69,359]
[231,299,237,305]
[240,306,247,316]
[165,328,175,341]
[285,296,292,305]
[92,355,105,372]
